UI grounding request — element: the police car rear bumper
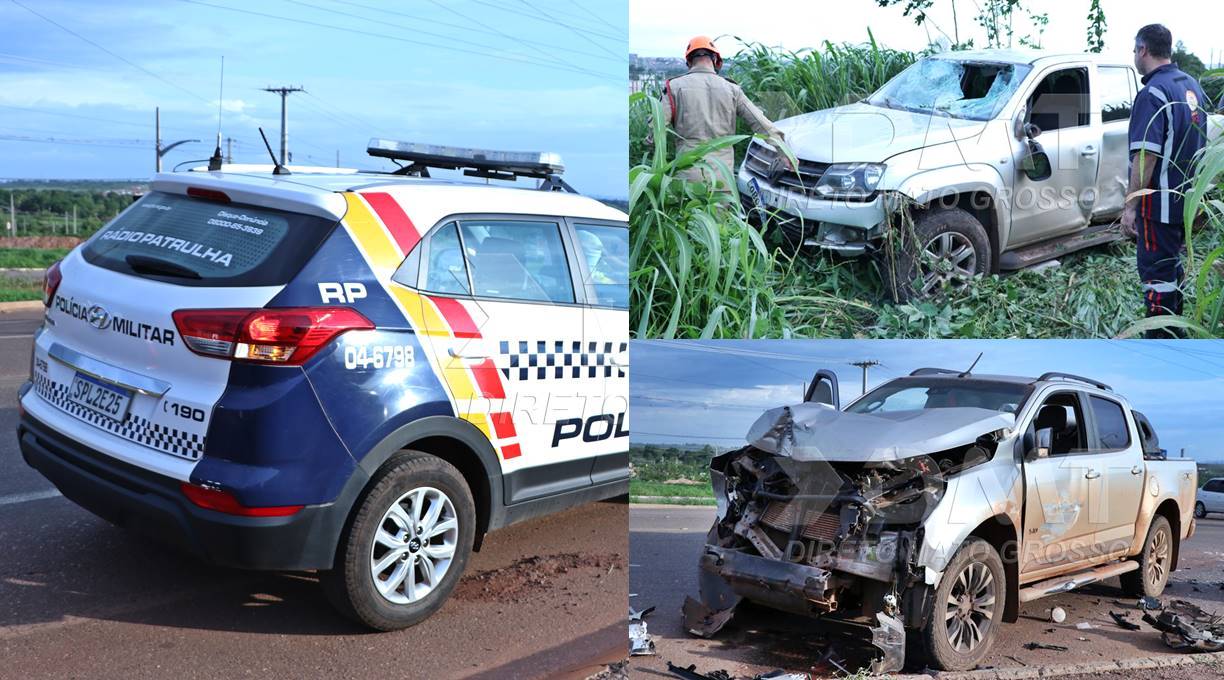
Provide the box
[18,407,343,571]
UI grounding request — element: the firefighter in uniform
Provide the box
[661,36,786,186]
[1122,24,1208,334]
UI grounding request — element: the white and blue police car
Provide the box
[18,140,628,630]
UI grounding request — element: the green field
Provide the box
[0,248,70,268]
[0,276,43,302]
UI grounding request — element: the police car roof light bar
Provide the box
[366,139,574,192]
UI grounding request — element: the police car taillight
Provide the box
[185,187,231,203]
[180,482,303,517]
[172,307,374,365]
[42,260,62,307]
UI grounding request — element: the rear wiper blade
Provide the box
[124,254,202,279]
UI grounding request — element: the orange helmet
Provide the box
[685,35,723,69]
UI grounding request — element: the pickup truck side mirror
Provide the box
[1020,138,1052,182]
[1023,428,1053,461]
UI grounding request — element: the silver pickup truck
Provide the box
[684,368,1197,672]
[738,49,1221,300]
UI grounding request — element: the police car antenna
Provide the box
[207,56,225,172]
[258,127,291,175]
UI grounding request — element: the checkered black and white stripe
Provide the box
[32,372,205,460]
[499,340,627,381]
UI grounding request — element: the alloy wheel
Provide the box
[370,486,459,605]
[944,560,996,653]
[919,232,978,295]
[1146,525,1170,588]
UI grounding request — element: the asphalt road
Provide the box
[630,504,1224,678]
[0,307,628,679]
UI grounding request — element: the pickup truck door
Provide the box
[1009,65,1102,246]
[1090,65,1140,221]
[1081,394,1144,557]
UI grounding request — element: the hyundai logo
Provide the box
[86,305,110,330]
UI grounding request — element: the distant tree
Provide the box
[1173,41,1206,78]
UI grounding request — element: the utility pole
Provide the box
[261,85,305,165]
[336,149,340,168]
[155,107,199,173]
[8,190,15,236]
[850,360,881,394]
[225,137,233,164]
[72,205,77,235]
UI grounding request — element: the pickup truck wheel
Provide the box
[885,207,992,303]
[322,451,476,631]
[1195,502,1207,519]
[1121,515,1173,598]
[922,538,1004,671]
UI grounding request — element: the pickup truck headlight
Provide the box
[814,163,885,198]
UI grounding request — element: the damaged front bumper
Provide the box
[736,167,889,256]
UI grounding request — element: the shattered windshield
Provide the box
[868,58,1029,120]
[848,379,1030,415]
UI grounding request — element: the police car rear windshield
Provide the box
[81,192,336,287]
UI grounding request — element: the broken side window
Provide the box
[867,58,1029,121]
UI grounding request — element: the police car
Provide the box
[17,140,629,630]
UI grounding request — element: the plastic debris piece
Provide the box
[1075,622,1093,630]
[1050,607,1066,623]
[666,662,733,680]
[1110,611,1141,631]
[1143,599,1224,652]
[1023,641,1068,651]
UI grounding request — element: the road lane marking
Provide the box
[0,334,34,339]
[0,489,62,506]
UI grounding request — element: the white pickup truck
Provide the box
[738,49,1222,300]
[684,368,1197,672]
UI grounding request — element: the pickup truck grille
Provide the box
[760,499,841,542]
[743,140,829,196]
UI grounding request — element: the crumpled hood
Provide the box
[773,102,990,163]
[746,402,1015,461]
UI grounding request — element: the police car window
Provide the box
[1088,395,1131,451]
[423,222,471,295]
[1099,66,1134,123]
[574,224,628,309]
[81,192,334,287]
[458,220,574,304]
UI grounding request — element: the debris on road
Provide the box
[1075,621,1094,630]
[630,606,657,656]
[1143,599,1224,652]
[665,662,811,680]
[1110,611,1142,630]
[1023,641,1069,651]
[682,595,737,638]
[1050,606,1067,623]
[666,662,733,680]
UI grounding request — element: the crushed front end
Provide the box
[684,405,1003,673]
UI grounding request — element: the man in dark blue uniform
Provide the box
[1122,24,1208,335]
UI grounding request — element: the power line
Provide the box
[467,0,622,42]
[420,0,555,64]
[176,0,618,81]
[515,0,621,59]
[9,0,211,104]
[565,0,618,32]
[336,0,621,63]
[282,0,607,77]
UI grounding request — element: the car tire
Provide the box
[1195,502,1207,519]
[322,451,476,631]
[883,207,992,303]
[922,538,1005,671]
[1120,515,1174,598]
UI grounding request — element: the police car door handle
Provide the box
[1084,469,1101,480]
[1080,145,1098,157]
[1132,466,1144,475]
[447,347,488,361]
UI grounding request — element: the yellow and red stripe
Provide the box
[341,191,520,460]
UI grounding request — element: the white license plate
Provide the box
[68,373,133,422]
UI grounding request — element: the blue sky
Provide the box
[0,0,627,197]
[633,339,1224,462]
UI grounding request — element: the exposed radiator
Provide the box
[760,501,840,542]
